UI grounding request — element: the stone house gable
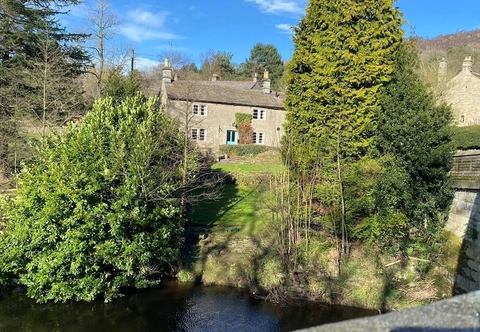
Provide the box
[159,60,286,153]
[443,56,480,126]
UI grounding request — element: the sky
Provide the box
[63,0,480,70]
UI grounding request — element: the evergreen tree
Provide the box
[0,0,89,176]
[282,0,404,255]
[284,0,404,164]
[0,95,189,303]
[200,51,235,80]
[237,43,284,88]
[359,40,455,254]
[103,69,142,104]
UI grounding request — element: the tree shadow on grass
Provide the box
[179,173,277,295]
[181,171,373,310]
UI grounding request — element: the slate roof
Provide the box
[163,80,285,110]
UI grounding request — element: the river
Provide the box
[0,282,378,332]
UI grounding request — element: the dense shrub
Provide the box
[219,144,271,157]
[0,95,188,303]
[452,125,480,150]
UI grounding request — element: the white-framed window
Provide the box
[252,109,266,120]
[460,114,466,124]
[192,104,207,116]
[191,128,206,141]
[253,132,264,144]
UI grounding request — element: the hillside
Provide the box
[413,29,480,87]
[416,29,480,52]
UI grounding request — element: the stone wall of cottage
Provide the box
[444,57,480,126]
[165,99,286,153]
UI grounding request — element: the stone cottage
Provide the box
[442,56,480,126]
[158,59,286,153]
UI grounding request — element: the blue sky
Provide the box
[64,0,480,70]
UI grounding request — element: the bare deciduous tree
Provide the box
[25,25,86,137]
[85,0,123,96]
[162,80,224,215]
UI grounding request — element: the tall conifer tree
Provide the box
[284,0,404,164]
[367,40,454,251]
[282,0,404,254]
[237,43,284,89]
[0,0,88,176]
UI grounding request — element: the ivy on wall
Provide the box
[235,113,253,144]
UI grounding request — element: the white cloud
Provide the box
[126,9,169,28]
[135,57,160,70]
[120,9,181,42]
[276,23,294,34]
[120,24,179,42]
[246,0,305,15]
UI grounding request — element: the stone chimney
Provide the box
[437,57,448,84]
[253,72,258,83]
[162,58,172,84]
[462,56,473,74]
[438,57,447,77]
[212,74,220,82]
[262,69,271,94]
[174,73,179,81]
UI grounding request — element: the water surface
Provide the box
[0,282,378,332]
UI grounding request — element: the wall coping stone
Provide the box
[296,291,480,331]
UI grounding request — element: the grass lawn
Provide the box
[191,183,269,237]
[190,151,283,237]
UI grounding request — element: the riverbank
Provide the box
[0,149,458,311]
[0,281,379,332]
[178,150,459,311]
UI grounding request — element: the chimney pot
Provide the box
[262,70,271,94]
[162,58,172,84]
[438,57,447,81]
[462,56,473,74]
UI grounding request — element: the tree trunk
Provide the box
[0,139,8,182]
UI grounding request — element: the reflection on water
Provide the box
[0,282,378,332]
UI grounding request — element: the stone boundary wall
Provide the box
[296,290,480,331]
[446,150,480,294]
[446,189,480,293]
[450,150,480,189]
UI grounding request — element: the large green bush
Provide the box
[452,125,480,150]
[219,144,270,157]
[367,41,454,254]
[0,95,188,303]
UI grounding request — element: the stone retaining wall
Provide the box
[446,189,480,294]
[444,151,480,294]
[296,290,480,331]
